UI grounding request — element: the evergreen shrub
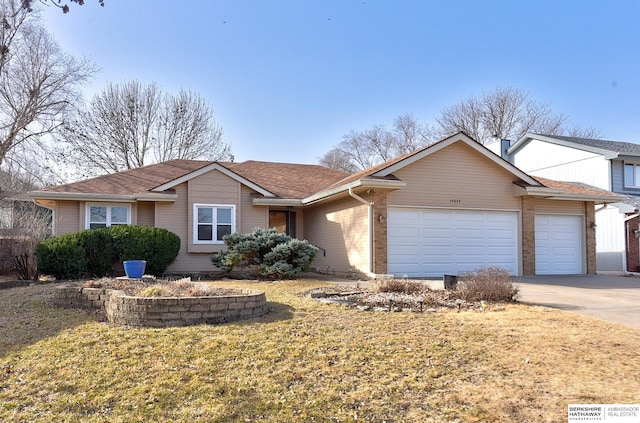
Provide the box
[211,227,318,279]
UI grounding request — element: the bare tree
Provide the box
[435,86,569,143]
[0,0,96,167]
[21,0,105,14]
[320,114,435,171]
[59,80,230,177]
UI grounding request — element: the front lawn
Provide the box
[1,280,639,422]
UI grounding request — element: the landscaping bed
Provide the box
[53,277,268,328]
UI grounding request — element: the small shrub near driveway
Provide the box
[457,266,519,302]
[374,278,426,295]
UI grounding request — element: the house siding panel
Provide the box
[156,183,211,273]
[136,202,155,226]
[389,142,520,210]
[611,159,640,195]
[187,171,241,254]
[513,139,611,190]
[55,200,81,234]
[304,196,370,277]
[240,186,268,233]
[533,199,584,215]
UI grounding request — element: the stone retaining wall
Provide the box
[53,284,268,328]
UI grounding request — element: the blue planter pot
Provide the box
[123,260,147,278]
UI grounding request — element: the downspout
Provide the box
[349,187,373,275]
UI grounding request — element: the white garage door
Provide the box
[388,209,518,277]
[535,215,583,275]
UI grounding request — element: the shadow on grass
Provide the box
[0,284,96,359]
[254,301,295,324]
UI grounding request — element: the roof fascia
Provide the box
[521,186,624,204]
[302,178,406,205]
[28,191,178,202]
[252,198,303,207]
[373,132,541,186]
[151,163,276,197]
[509,133,620,159]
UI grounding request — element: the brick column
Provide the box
[585,202,597,274]
[372,190,388,275]
[521,197,536,276]
[626,215,640,272]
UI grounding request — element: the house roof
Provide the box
[30,159,350,202]
[225,161,350,199]
[532,177,624,203]
[509,133,640,158]
[28,132,623,206]
[38,160,212,196]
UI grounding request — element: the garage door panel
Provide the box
[388,209,518,277]
[535,215,582,275]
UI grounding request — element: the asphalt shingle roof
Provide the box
[533,176,618,197]
[535,134,640,156]
[41,159,351,200]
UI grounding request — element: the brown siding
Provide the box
[304,195,370,277]
[389,142,520,210]
[161,174,269,273]
[156,183,202,273]
[534,200,584,214]
[240,186,268,233]
[56,201,82,234]
[136,202,155,226]
[187,171,241,254]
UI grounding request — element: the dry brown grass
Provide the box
[1,280,639,422]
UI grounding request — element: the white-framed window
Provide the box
[86,204,131,229]
[193,203,235,244]
[625,163,640,188]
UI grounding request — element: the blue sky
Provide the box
[42,0,640,164]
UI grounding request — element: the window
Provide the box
[194,204,235,243]
[86,204,130,229]
[625,163,640,188]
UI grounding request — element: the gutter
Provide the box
[27,191,178,202]
[348,187,374,275]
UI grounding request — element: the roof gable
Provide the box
[509,133,640,159]
[371,132,541,186]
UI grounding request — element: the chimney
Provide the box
[500,139,513,163]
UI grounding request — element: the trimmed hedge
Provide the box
[35,226,180,280]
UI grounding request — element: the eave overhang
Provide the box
[302,178,407,205]
[514,184,625,205]
[28,191,179,203]
[252,198,304,207]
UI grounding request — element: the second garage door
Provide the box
[387,208,519,277]
[535,214,583,274]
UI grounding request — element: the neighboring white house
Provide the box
[489,133,640,273]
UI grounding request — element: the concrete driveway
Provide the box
[513,274,640,329]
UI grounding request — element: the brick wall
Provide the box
[585,202,597,274]
[626,215,640,272]
[521,197,536,276]
[372,190,388,275]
